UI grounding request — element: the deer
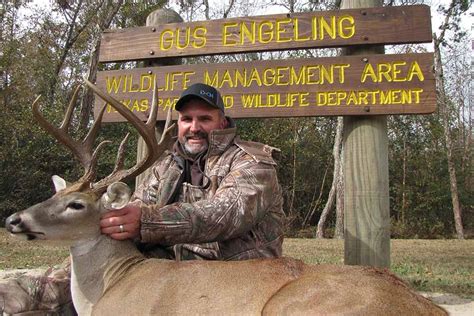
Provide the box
[5,80,447,316]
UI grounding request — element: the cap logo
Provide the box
[200,89,214,99]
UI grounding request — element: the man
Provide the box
[100,83,285,260]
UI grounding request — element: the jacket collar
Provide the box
[207,117,237,157]
[173,117,237,159]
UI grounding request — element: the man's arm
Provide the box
[140,151,282,245]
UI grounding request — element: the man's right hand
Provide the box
[100,202,142,240]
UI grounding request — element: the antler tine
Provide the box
[84,79,153,148]
[112,133,130,174]
[32,90,105,184]
[59,85,81,132]
[84,79,175,192]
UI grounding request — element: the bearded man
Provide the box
[100,83,285,260]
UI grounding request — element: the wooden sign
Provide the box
[99,5,432,63]
[94,53,435,122]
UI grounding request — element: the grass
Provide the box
[0,228,69,269]
[1,229,473,298]
[283,238,474,299]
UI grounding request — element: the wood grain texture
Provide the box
[94,53,435,122]
[342,0,390,268]
[136,9,182,189]
[98,5,432,62]
[343,116,390,267]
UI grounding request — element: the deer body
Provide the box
[5,81,447,315]
[7,181,447,315]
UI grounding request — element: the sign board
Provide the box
[94,53,435,122]
[99,5,432,63]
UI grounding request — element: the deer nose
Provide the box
[5,213,21,232]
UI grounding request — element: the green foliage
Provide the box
[237,117,335,231]
[0,1,472,238]
[0,1,151,221]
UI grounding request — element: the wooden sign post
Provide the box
[95,4,434,268]
[341,0,389,268]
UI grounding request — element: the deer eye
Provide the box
[67,202,85,210]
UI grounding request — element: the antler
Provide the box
[32,86,110,190]
[84,79,174,193]
[33,80,175,194]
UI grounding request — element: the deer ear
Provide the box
[52,175,68,192]
[101,182,131,210]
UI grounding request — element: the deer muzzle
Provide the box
[5,212,44,240]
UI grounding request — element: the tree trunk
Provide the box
[316,117,343,238]
[434,34,464,239]
[81,1,124,129]
[432,0,465,239]
[302,166,328,227]
[287,121,298,223]
[334,117,344,239]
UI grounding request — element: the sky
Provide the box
[22,0,473,34]
[18,0,473,54]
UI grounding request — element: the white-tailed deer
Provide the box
[5,81,446,315]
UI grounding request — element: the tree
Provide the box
[433,0,470,239]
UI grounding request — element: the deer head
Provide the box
[5,79,174,242]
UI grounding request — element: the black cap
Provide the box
[175,83,225,113]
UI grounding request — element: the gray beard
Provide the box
[183,141,208,157]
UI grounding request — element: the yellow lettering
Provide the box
[336,64,350,83]
[276,18,292,42]
[294,18,310,42]
[160,30,174,50]
[338,15,355,39]
[407,61,424,81]
[320,65,334,84]
[242,94,256,107]
[139,74,154,92]
[223,95,234,108]
[299,92,309,106]
[276,67,289,85]
[263,68,276,86]
[259,21,274,44]
[361,63,377,83]
[377,63,392,82]
[193,27,207,48]
[221,70,234,88]
[235,69,247,87]
[140,99,149,112]
[106,76,122,93]
[319,16,336,39]
[222,22,238,46]
[412,88,423,103]
[176,28,190,49]
[290,66,305,85]
[204,70,219,87]
[248,68,263,86]
[182,71,194,89]
[240,21,256,44]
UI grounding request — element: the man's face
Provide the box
[177,99,227,156]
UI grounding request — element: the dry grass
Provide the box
[283,238,474,298]
[0,228,69,269]
[1,229,472,298]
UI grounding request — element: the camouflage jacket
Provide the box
[134,125,285,261]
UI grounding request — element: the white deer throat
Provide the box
[70,234,145,315]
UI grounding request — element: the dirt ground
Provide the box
[420,292,474,316]
[1,269,473,315]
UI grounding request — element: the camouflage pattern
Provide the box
[0,259,75,315]
[134,124,285,260]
